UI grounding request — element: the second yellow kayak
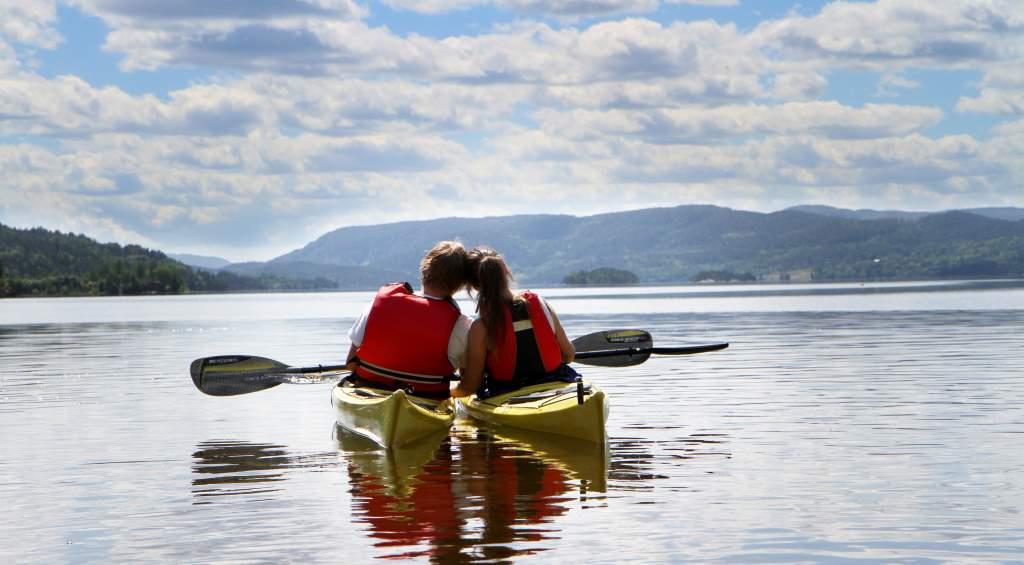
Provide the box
[460,380,608,444]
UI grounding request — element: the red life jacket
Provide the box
[485,292,562,383]
[355,283,460,395]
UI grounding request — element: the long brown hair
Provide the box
[466,247,513,349]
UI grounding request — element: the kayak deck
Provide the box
[332,379,455,448]
[460,380,608,444]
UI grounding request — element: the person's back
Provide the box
[451,247,575,399]
[346,241,471,398]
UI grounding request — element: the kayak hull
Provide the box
[460,380,608,444]
[332,379,455,448]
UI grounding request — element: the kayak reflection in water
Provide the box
[451,247,577,400]
[340,425,599,561]
[344,241,472,400]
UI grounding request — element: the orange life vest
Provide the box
[355,282,460,395]
[485,292,562,384]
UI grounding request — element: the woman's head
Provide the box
[420,241,468,297]
[466,247,513,347]
[465,247,511,292]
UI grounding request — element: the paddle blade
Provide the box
[652,343,729,355]
[571,329,653,367]
[190,355,290,396]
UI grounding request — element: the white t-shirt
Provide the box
[347,293,471,369]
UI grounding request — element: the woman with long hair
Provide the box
[451,247,575,399]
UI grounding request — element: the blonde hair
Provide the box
[420,241,468,296]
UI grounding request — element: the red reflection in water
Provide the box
[343,427,600,561]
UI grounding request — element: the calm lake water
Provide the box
[2,280,1023,563]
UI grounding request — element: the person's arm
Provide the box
[346,303,372,372]
[345,343,359,372]
[451,320,487,398]
[447,315,472,370]
[548,305,575,364]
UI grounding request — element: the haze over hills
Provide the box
[223,204,1024,285]
[169,253,231,270]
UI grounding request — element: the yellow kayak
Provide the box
[332,378,455,448]
[460,380,608,444]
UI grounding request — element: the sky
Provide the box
[1,0,1023,261]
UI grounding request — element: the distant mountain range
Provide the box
[6,204,1023,297]
[785,205,1024,222]
[206,204,1024,285]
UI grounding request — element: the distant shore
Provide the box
[5,276,1023,300]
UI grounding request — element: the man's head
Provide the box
[420,241,468,297]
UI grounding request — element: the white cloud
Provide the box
[665,0,737,5]
[772,72,827,100]
[0,0,61,48]
[75,9,758,88]
[754,0,1024,69]
[3,0,1024,259]
[994,118,1024,136]
[72,0,365,23]
[0,74,271,137]
[498,0,658,17]
[533,102,942,144]
[954,61,1024,115]
[0,69,534,138]
[0,39,20,73]
[540,74,763,109]
[370,0,731,17]
[957,89,1024,115]
[876,72,921,97]
[378,0,482,14]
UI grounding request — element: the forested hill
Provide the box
[5,205,1023,296]
[266,205,1024,284]
[0,224,334,297]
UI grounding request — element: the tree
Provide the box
[563,267,639,285]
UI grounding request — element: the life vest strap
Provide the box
[357,359,455,384]
[512,319,533,332]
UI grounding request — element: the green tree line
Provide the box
[0,224,335,298]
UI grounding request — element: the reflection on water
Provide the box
[192,441,292,502]
[191,440,344,505]
[608,434,731,486]
[337,423,615,562]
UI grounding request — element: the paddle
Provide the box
[190,355,349,397]
[571,329,728,367]
[190,330,728,396]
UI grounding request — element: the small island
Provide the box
[563,267,639,286]
[690,270,757,283]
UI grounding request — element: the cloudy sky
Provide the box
[2,0,1023,261]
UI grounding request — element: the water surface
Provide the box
[2,280,1023,562]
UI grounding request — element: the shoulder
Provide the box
[467,318,488,344]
